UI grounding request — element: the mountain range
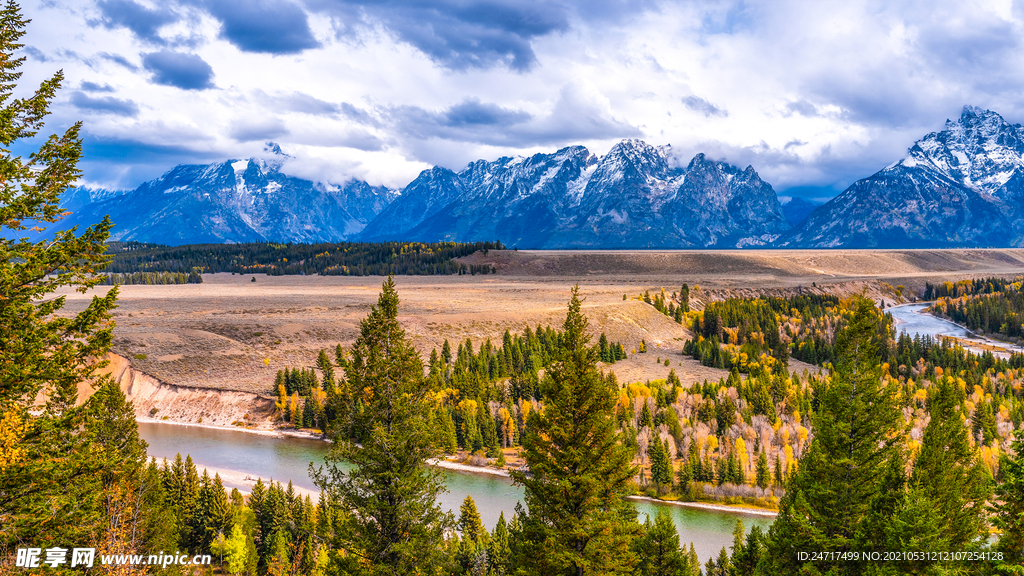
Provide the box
[55,106,1024,249]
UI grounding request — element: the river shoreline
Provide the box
[136,416,780,516]
[889,302,1023,357]
[626,495,778,518]
[166,457,778,518]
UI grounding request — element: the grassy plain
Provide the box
[58,248,1024,395]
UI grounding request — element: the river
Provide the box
[888,303,1022,355]
[888,303,974,340]
[138,421,772,563]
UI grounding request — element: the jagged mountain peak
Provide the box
[784,105,1024,248]
[900,105,1024,194]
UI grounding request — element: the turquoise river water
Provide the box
[139,421,772,563]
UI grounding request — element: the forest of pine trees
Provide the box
[103,240,505,277]
[100,269,203,285]
[270,324,628,460]
[930,282,1024,340]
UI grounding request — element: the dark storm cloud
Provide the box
[443,98,531,126]
[390,98,532,143]
[81,81,116,92]
[391,88,639,148]
[94,0,178,44]
[682,96,727,118]
[142,50,215,90]
[80,133,223,188]
[70,91,140,116]
[310,0,570,71]
[204,0,319,54]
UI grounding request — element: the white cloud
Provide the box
[20,0,1024,197]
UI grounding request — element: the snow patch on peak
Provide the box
[567,163,597,206]
[232,160,249,173]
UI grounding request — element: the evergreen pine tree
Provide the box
[511,286,640,575]
[82,381,170,561]
[302,394,314,428]
[198,471,230,550]
[318,349,335,389]
[755,451,770,490]
[459,496,486,544]
[640,401,654,429]
[0,1,119,550]
[677,460,692,493]
[714,546,731,576]
[442,408,459,454]
[757,297,904,575]
[901,377,991,560]
[313,276,452,575]
[488,512,512,576]
[266,530,290,576]
[636,510,688,576]
[180,455,202,551]
[991,430,1024,569]
[731,524,765,576]
[248,477,267,553]
[971,398,998,445]
[686,543,699,576]
[649,438,673,488]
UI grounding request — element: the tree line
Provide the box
[272,323,628,461]
[103,240,505,277]
[924,277,1021,300]
[99,270,203,285]
[931,287,1024,341]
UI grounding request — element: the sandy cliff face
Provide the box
[92,353,276,427]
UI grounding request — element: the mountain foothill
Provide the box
[59,106,1024,249]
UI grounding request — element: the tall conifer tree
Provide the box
[636,510,689,576]
[0,0,119,552]
[991,430,1024,570]
[757,297,903,575]
[314,276,451,575]
[899,377,991,563]
[511,286,640,576]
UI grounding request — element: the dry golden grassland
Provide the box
[57,248,1024,395]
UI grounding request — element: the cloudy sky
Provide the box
[21,0,1024,199]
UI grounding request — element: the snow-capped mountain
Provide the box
[360,139,790,248]
[56,108,1024,250]
[785,106,1024,247]
[60,154,398,245]
[360,145,598,247]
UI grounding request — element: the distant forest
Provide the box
[102,240,505,276]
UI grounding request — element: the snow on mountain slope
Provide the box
[784,106,1024,248]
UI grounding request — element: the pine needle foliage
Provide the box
[757,297,904,575]
[313,276,452,576]
[511,285,639,576]
[0,0,118,553]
